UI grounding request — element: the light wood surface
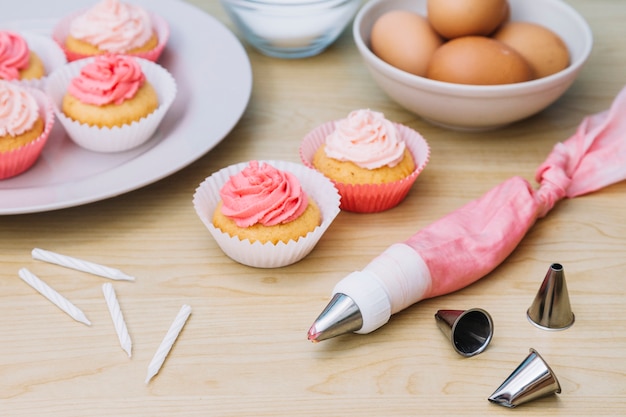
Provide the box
[2,1,626,415]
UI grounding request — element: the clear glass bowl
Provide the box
[220,0,362,59]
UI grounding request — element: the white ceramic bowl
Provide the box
[221,0,362,59]
[353,0,593,130]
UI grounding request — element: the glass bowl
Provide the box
[220,0,362,59]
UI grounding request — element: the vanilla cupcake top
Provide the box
[67,54,146,106]
[69,0,153,53]
[0,31,30,81]
[0,81,39,137]
[325,109,406,169]
[219,161,309,228]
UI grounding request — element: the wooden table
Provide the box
[2,1,625,415]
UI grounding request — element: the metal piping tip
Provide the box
[489,348,561,408]
[434,308,494,357]
[307,293,363,342]
[527,263,575,330]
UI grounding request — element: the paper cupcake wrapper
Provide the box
[0,88,55,179]
[8,31,68,91]
[52,11,169,63]
[45,56,177,153]
[193,160,341,268]
[300,121,431,213]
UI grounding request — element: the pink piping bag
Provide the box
[308,86,626,342]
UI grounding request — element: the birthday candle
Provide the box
[32,248,135,281]
[145,304,192,384]
[18,268,91,326]
[102,283,132,357]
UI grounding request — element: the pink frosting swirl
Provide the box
[68,54,146,106]
[0,81,39,137]
[0,31,30,80]
[219,161,309,228]
[325,109,406,169]
[69,0,153,53]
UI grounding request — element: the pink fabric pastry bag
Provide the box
[309,86,626,341]
[412,85,626,299]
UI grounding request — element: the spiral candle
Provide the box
[145,304,192,384]
[18,268,91,326]
[102,283,132,357]
[32,248,135,281]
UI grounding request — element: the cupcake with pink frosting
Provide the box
[300,109,430,212]
[53,0,169,62]
[193,160,341,268]
[0,30,67,90]
[46,53,176,152]
[0,81,55,179]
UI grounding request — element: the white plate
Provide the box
[0,0,252,215]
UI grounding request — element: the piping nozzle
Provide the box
[307,293,363,343]
[527,263,575,330]
[434,308,494,357]
[489,348,561,408]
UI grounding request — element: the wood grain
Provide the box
[1,0,625,415]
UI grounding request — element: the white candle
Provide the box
[145,304,192,384]
[32,248,135,281]
[102,283,132,358]
[18,268,91,326]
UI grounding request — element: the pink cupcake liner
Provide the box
[193,160,341,268]
[9,31,67,91]
[45,56,177,153]
[0,88,55,180]
[52,11,169,63]
[300,120,431,213]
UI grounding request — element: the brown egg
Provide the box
[427,0,509,39]
[493,21,570,79]
[426,36,533,85]
[370,10,443,77]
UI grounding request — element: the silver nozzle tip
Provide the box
[489,348,561,408]
[527,263,575,330]
[307,293,363,342]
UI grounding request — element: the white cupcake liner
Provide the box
[52,10,169,63]
[0,87,55,179]
[45,56,177,153]
[300,121,431,212]
[8,31,67,91]
[193,160,341,268]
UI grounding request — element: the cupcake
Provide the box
[193,160,341,268]
[213,161,322,245]
[53,0,169,62]
[300,109,430,212]
[46,53,177,153]
[0,81,54,179]
[0,30,67,90]
[62,54,159,128]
